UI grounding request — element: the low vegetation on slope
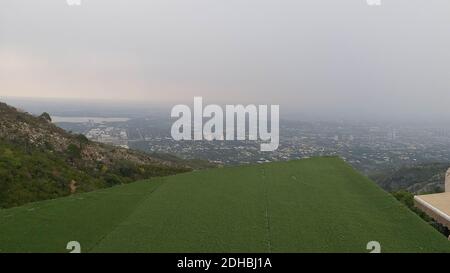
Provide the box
[0,141,189,208]
[0,102,191,208]
[0,157,448,253]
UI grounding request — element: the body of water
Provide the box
[52,116,130,123]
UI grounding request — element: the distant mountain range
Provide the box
[0,101,200,208]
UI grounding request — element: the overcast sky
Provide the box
[1,0,450,121]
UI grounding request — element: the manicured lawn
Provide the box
[0,157,449,252]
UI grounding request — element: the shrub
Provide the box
[66,144,81,160]
[39,112,52,122]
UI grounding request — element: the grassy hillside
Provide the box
[0,157,448,253]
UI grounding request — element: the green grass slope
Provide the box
[0,157,449,253]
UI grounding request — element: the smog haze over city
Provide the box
[2,0,450,179]
[1,0,450,122]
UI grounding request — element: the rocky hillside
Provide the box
[0,101,192,208]
[0,102,187,167]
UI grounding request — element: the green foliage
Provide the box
[75,134,89,149]
[148,152,217,169]
[0,102,191,209]
[111,160,186,181]
[0,141,87,207]
[104,174,125,186]
[371,163,448,192]
[391,191,430,219]
[0,139,190,209]
[116,160,137,177]
[39,112,52,122]
[66,143,82,160]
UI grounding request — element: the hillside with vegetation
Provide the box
[0,157,448,253]
[0,102,192,208]
[370,163,448,194]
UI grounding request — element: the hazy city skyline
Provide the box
[1,0,450,121]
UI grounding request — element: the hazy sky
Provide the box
[1,0,450,120]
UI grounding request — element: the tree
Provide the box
[76,134,89,149]
[39,112,52,122]
[66,144,81,160]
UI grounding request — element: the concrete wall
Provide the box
[446,168,450,193]
[414,197,450,230]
